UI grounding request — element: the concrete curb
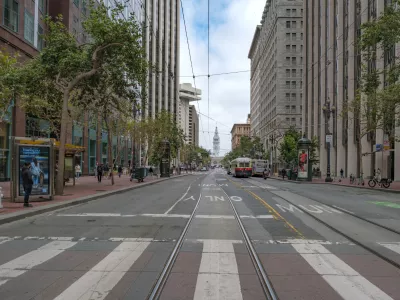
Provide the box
[0,174,191,226]
[269,177,400,194]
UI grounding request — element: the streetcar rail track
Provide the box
[148,172,279,300]
[239,176,400,270]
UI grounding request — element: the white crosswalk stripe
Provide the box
[53,241,150,300]
[292,243,393,300]
[0,241,76,286]
[0,237,397,299]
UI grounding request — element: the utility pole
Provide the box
[322,98,336,182]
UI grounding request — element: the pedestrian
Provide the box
[118,165,123,178]
[340,168,344,178]
[263,168,268,180]
[94,162,98,178]
[75,163,81,179]
[149,166,153,177]
[282,168,286,180]
[21,162,33,207]
[97,164,103,183]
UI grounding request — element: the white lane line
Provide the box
[54,241,150,300]
[194,240,243,300]
[292,243,393,300]
[332,205,354,214]
[0,241,77,286]
[379,243,400,255]
[164,185,191,214]
[141,213,191,218]
[57,213,274,219]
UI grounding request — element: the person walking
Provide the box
[149,166,153,177]
[97,164,103,183]
[22,162,33,208]
[75,164,81,179]
[282,168,287,180]
[340,168,344,178]
[118,165,123,178]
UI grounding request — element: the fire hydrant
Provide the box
[0,186,3,209]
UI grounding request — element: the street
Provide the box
[0,170,399,299]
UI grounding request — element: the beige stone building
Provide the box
[231,123,251,150]
[303,0,399,181]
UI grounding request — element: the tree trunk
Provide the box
[105,116,114,185]
[55,90,70,195]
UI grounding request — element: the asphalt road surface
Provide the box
[0,170,399,299]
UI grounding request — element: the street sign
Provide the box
[375,144,382,152]
[325,134,333,143]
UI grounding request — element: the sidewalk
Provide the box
[0,173,185,216]
[269,175,400,193]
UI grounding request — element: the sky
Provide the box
[179,0,266,156]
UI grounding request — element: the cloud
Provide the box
[179,0,265,155]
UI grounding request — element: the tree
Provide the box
[134,111,184,167]
[19,1,148,194]
[0,49,19,121]
[278,127,301,167]
[309,136,320,165]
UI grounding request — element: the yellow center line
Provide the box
[225,176,305,239]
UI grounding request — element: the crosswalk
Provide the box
[0,237,398,299]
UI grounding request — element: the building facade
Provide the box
[188,105,199,146]
[144,0,180,121]
[249,0,303,162]
[178,83,201,143]
[303,0,399,181]
[231,123,251,150]
[0,0,48,181]
[213,127,220,156]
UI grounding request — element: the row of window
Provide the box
[285,20,303,29]
[285,69,303,78]
[285,81,303,89]
[285,93,303,102]
[285,8,303,17]
[286,32,303,41]
[285,56,303,66]
[286,44,303,53]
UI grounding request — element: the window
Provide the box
[286,57,290,64]
[286,93,290,101]
[24,10,34,44]
[291,93,296,101]
[286,9,290,16]
[39,0,46,13]
[286,69,290,77]
[301,9,303,16]
[301,21,303,28]
[74,0,79,7]
[292,21,297,28]
[37,25,44,51]
[292,118,296,125]
[4,0,19,32]
[292,33,296,40]
[301,33,304,40]
[286,105,290,113]
[82,0,87,15]
[300,81,303,89]
[286,117,290,124]
[292,69,296,77]
[292,57,296,65]
[286,33,290,40]
[291,81,296,89]
[286,81,290,89]
[292,105,296,113]
[286,21,291,28]
[286,45,290,52]
[292,9,296,16]
[292,45,296,52]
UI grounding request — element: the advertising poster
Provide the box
[18,146,50,196]
[298,149,308,179]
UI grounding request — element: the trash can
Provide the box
[287,169,292,180]
[134,167,148,183]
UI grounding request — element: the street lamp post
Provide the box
[322,99,336,182]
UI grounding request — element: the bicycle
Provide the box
[368,176,391,188]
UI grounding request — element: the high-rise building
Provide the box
[303,0,399,181]
[249,0,303,163]
[0,0,49,181]
[144,0,180,121]
[231,123,251,150]
[178,83,201,143]
[188,105,199,146]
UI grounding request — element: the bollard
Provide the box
[0,186,3,209]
